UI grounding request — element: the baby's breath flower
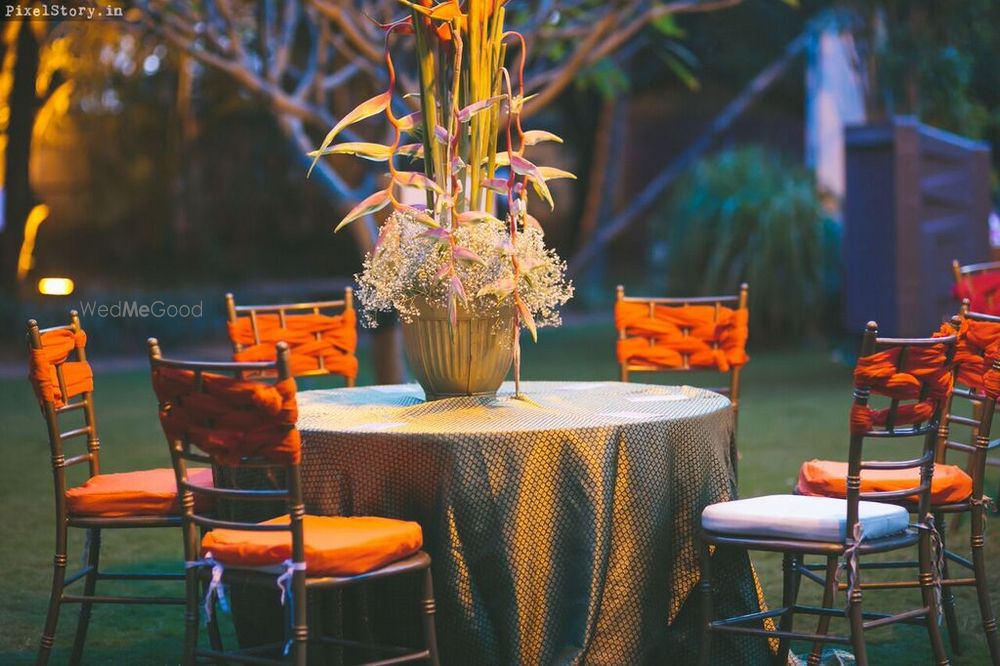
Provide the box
[355,211,573,329]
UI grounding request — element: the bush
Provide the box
[650,146,840,342]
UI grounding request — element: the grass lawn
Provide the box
[1,322,997,664]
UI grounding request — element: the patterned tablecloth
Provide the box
[296,381,770,665]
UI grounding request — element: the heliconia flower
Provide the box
[515,294,537,342]
[334,189,391,232]
[482,178,509,193]
[450,273,468,308]
[434,263,452,281]
[457,96,504,123]
[401,0,466,41]
[422,227,452,241]
[394,170,444,194]
[522,130,564,146]
[477,278,516,300]
[456,211,503,226]
[397,111,423,133]
[317,0,572,358]
[397,143,425,159]
[396,205,438,227]
[308,142,395,162]
[453,245,487,266]
[536,166,577,181]
[309,92,390,176]
[523,214,544,235]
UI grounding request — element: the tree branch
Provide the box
[525,0,743,116]
[522,10,618,117]
[279,117,378,252]
[590,0,742,64]
[135,6,340,134]
[309,0,383,63]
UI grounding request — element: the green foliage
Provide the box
[651,146,840,342]
[575,57,630,100]
[850,0,1000,185]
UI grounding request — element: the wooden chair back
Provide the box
[952,259,1000,315]
[146,339,307,572]
[845,322,958,536]
[615,283,749,421]
[27,312,103,503]
[225,288,357,385]
[938,303,1000,501]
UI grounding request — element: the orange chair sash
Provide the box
[28,329,93,408]
[952,318,1000,399]
[954,272,1000,316]
[849,324,954,434]
[151,367,301,465]
[615,301,749,372]
[227,310,358,379]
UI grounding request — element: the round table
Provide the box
[296,381,770,665]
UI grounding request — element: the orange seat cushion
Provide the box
[66,467,214,517]
[201,515,423,577]
[796,459,973,505]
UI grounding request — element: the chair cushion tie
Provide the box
[186,552,228,622]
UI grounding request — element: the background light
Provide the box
[38,277,75,296]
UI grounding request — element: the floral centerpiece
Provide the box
[310,0,573,398]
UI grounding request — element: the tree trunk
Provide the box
[372,317,406,385]
[575,98,626,303]
[170,54,198,256]
[1,21,40,296]
[276,118,403,383]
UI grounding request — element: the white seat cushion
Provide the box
[701,494,909,543]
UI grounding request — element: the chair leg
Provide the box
[421,567,440,666]
[292,579,308,666]
[183,568,201,666]
[935,513,962,655]
[68,529,101,666]
[307,590,336,664]
[807,556,839,666]
[697,539,713,666]
[205,611,224,657]
[919,521,950,666]
[37,524,69,666]
[971,504,1000,665]
[776,553,801,666]
[847,584,867,666]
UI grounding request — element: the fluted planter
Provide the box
[401,299,513,400]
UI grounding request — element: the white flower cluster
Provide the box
[355,211,573,328]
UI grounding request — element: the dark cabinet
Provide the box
[843,117,992,336]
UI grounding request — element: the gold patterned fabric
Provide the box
[296,381,770,664]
